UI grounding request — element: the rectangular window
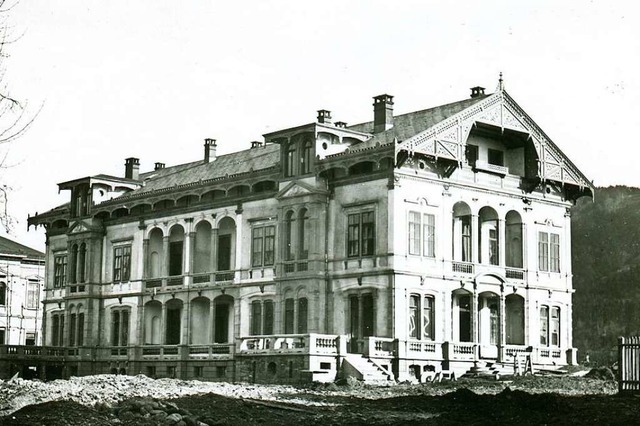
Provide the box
[194,366,203,378]
[423,214,435,258]
[550,233,560,272]
[538,232,560,272]
[252,226,276,267]
[113,245,131,282]
[488,149,504,166]
[538,232,549,271]
[408,212,421,255]
[284,298,294,334]
[25,332,36,346]
[52,315,59,346]
[347,211,375,257]
[54,255,67,288]
[26,281,39,309]
[466,145,478,166]
[362,294,374,337]
[489,228,499,265]
[112,311,120,346]
[251,228,264,268]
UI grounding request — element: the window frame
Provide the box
[113,244,132,283]
[408,210,436,258]
[54,254,67,288]
[251,224,276,268]
[538,231,560,272]
[26,280,39,309]
[539,304,561,347]
[347,209,376,258]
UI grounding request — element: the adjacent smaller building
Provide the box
[0,236,45,346]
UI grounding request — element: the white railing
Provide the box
[475,160,509,175]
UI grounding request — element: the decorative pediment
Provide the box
[68,220,101,234]
[397,90,594,197]
[275,180,328,200]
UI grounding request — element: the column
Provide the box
[234,210,243,280]
[472,288,479,358]
[162,236,170,281]
[142,239,149,279]
[188,231,196,274]
[209,299,216,343]
[499,294,506,362]
[137,298,145,345]
[161,302,167,345]
[471,214,479,264]
[211,227,219,282]
[499,219,506,267]
[182,299,190,345]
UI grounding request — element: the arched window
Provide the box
[298,208,309,260]
[478,207,499,265]
[70,244,78,283]
[285,143,296,177]
[285,211,294,261]
[148,228,164,278]
[111,308,130,346]
[300,139,313,174]
[193,221,212,274]
[297,298,308,334]
[0,281,5,305]
[169,226,185,276]
[78,243,86,283]
[506,211,523,268]
[452,203,472,262]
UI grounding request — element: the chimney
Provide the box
[250,141,263,149]
[317,109,332,124]
[204,138,217,162]
[470,86,486,98]
[154,162,165,171]
[373,94,394,133]
[335,121,348,128]
[124,157,140,180]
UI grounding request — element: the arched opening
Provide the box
[298,208,309,260]
[452,289,473,342]
[228,185,250,198]
[318,166,347,180]
[153,199,174,211]
[213,295,234,344]
[165,299,183,345]
[190,297,210,344]
[300,138,313,174]
[70,244,78,283]
[176,195,198,208]
[78,243,86,283]
[201,189,226,204]
[217,217,236,271]
[378,157,394,170]
[284,211,294,261]
[478,207,499,265]
[168,225,185,276]
[348,161,376,176]
[144,300,162,344]
[252,181,277,193]
[506,294,525,345]
[506,211,523,268]
[478,291,500,357]
[193,221,212,274]
[452,202,472,262]
[130,204,152,216]
[111,207,129,219]
[148,228,164,278]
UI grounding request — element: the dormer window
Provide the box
[465,145,478,167]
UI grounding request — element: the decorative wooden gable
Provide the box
[396,89,593,196]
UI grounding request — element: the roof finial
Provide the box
[498,72,504,91]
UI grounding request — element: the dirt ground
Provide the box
[0,374,634,425]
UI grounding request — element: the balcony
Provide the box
[144,271,236,291]
[238,333,343,356]
[452,261,474,274]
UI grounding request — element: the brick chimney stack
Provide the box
[124,157,140,180]
[204,138,217,163]
[317,109,332,124]
[373,94,394,133]
[470,86,486,98]
[154,162,165,171]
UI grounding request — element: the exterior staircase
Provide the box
[341,354,393,383]
[463,361,517,379]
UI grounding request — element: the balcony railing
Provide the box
[475,160,509,176]
[238,333,343,355]
[281,260,309,274]
[452,261,474,274]
[505,268,525,280]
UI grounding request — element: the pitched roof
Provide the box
[0,236,44,259]
[345,95,489,152]
[118,144,281,199]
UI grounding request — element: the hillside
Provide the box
[571,185,640,364]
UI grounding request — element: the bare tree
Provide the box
[0,0,38,233]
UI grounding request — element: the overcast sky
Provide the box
[1,0,638,251]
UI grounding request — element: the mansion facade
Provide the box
[28,83,593,382]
